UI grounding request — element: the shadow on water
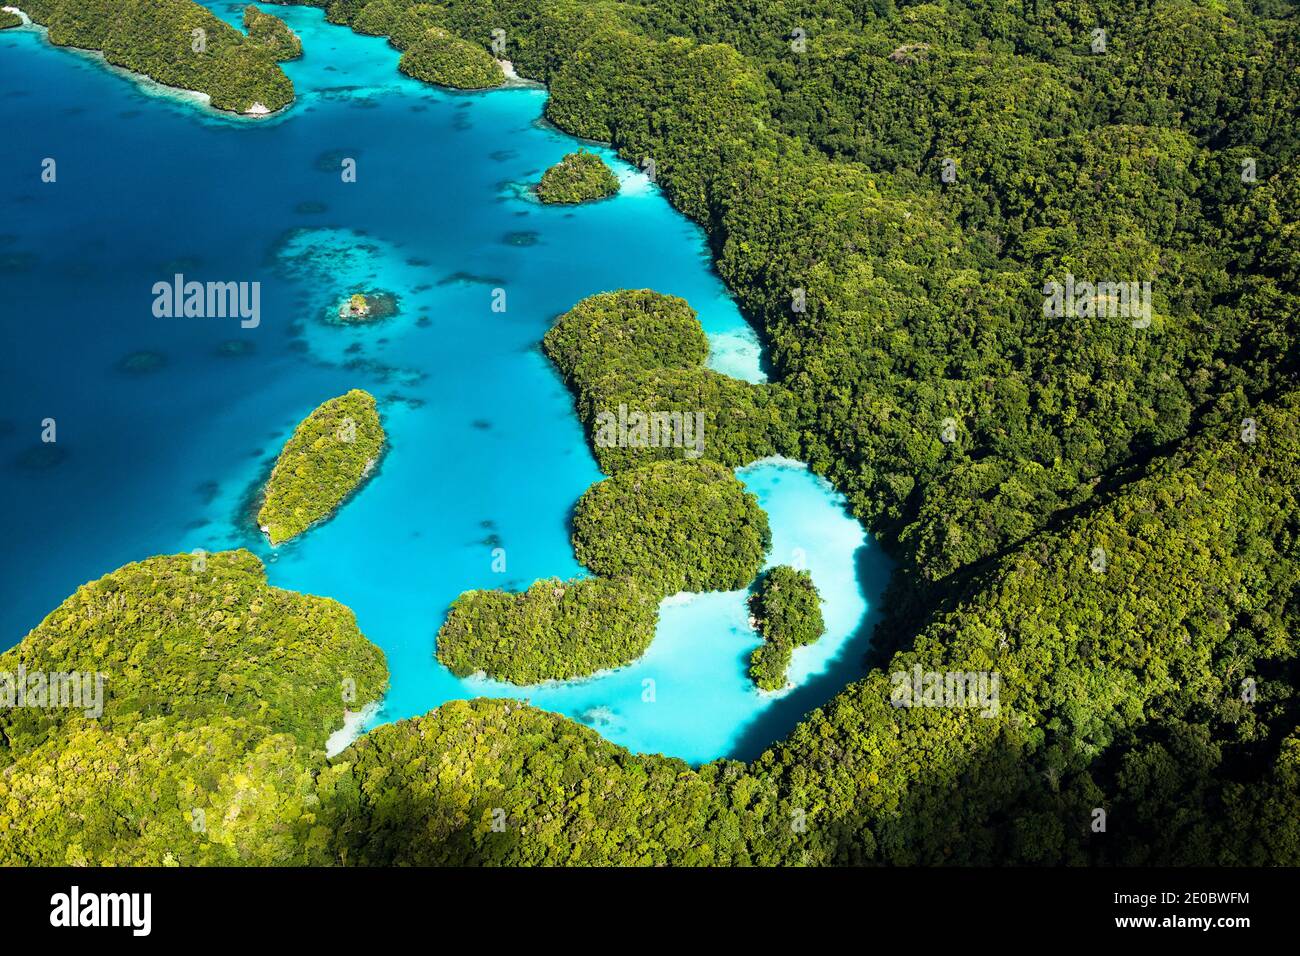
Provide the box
[727,538,893,763]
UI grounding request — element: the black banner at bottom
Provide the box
[0,865,1290,942]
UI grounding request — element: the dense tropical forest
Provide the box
[3,0,1298,865]
[0,551,387,864]
[572,460,773,595]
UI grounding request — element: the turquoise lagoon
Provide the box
[0,6,891,763]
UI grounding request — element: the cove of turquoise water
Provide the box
[0,6,892,763]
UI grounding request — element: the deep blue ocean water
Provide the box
[0,6,892,763]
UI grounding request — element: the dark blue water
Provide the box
[0,7,891,763]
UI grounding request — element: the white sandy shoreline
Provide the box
[325,699,381,757]
[495,57,542,89]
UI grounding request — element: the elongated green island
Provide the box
[536,151,619,204]
[0,9,21,29]
[433,402,776,683]
[397,27,503,90]
[258,389,385,545]
[747,566,825,691]
[243,5,303,61]
[21,0,294,113]
[436,576,659,684]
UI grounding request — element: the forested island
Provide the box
[0,9,21,29]
[20,0,294,113]
[436,576,659,684]
[747,566,825,691]
[433,286,791,684]
[4,0,1299,868]
[436,421,775,682]
[536,151,619,203]
[572,459,771,595]
[335,290,399,324]
[257,389,385,545]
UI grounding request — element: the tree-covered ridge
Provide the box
[543,290,799,473]
[0,9,21,29]
[758,392,1300,866]
[572,459,771,595]
[747,565,825,691]
[0,714,333,866]
[257,389,385,545]
[0,550,388,757]
[0,550,388,865]
[243,4,303,60]
[348,0,446,46]
[21,0,295,113]
[536,151,620,203]
[436,576,659,684]
[579,367,800,473]
[325,698,736,865]
[398,26,503,89]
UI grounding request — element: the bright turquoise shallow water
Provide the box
[0,7,892,763]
